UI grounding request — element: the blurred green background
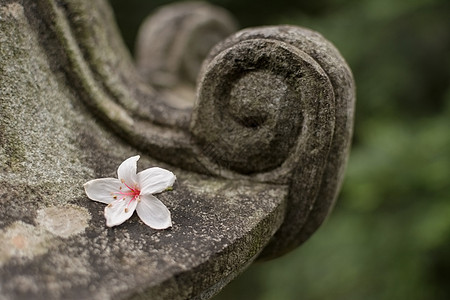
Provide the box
[109,0,450,299]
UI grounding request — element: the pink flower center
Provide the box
[117,180,141,212]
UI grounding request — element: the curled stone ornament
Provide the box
[191,26,355,258]
[135,2,238,92]
[191,38,335,175]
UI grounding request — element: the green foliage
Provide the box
[108,0,450,299]
[216,100,450,300]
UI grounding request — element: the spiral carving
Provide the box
[191,26,355,258]
[191,38,336,176]
[135,2,238,90]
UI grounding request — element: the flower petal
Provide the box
[138,167,176,195]
[84,178,122,204]
[136,195,172,229]
[117,155,140,187]
[104,197,138,227]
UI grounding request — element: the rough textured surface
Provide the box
[0,0,354,298]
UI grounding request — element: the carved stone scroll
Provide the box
[193,26,356,258]
[135,2,238,91]
[190,26,355,258]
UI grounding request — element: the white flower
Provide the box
[84,155,175,229]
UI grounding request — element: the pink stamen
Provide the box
[116,179,141,212]
[121,180,138,193]
[118,191,137,196]
[127,195,137,207]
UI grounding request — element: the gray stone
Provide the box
[0,0,354,299]
[135,2,238,91]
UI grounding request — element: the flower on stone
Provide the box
[83,155,175,229]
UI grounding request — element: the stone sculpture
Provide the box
[0,1,355,299]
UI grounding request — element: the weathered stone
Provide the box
[0,0,355,299]
[191,25,355,259]
[135,2,238,91]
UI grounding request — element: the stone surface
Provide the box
[0,0,355,298]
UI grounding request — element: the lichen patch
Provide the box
[0,221,52,267]
[1,3,25,20]
[36,205,91,238]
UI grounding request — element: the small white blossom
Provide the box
[84,155,175,229]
